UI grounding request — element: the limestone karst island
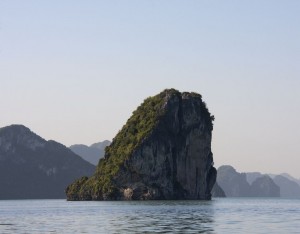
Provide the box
[66,89,216,200]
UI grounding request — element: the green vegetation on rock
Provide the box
[66,89,215,200]
[67,89,178,199]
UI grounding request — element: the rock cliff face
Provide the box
[66,89,216,200]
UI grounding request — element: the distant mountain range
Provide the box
[69,140,111,165]
[0,125,95,199]
[1,124,299,200]
[214,165,300,198]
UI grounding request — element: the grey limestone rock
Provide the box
[66,89,216,200]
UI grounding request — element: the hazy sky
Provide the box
[1,1,299,177]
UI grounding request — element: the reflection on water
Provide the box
[1,198,300,233]
[107,201,215,233]
[0,200,215,233]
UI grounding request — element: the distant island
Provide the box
[1,93,299,200]
[66,89,217,201]
[213,165,300,198]
[70,140,111,166]
[0,125,95,199]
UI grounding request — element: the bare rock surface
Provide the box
[66,89,216,200]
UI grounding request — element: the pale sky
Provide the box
[1,1,299,177]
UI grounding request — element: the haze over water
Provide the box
[1,3,299,234]
[1,1,299,177]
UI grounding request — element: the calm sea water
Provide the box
[0,198,299,233]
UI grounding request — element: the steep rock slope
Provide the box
[0,125,95,199]
[250,175,280,197]
[211,182,226,197]
[246,172,263,185]
[217,165,251,197]
[66,89,216,200]
[279,173,300,187]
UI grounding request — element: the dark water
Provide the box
[0,198,299,233]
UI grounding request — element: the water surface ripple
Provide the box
[0,198,299,233]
